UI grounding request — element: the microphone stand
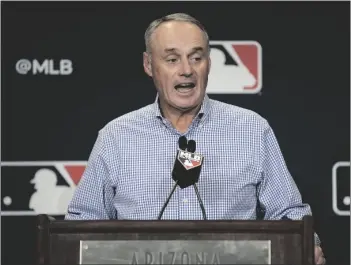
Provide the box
[157,180,179,220]
[193,183,207,220]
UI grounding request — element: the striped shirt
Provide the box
[65,94,320,244]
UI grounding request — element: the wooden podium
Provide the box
[36,214,314,265]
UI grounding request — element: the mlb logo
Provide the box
[1,161,86,216]
[332,161,350,216]
[207,41,262,94]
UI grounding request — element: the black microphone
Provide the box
[157,136,188,220]
[185,140,207,220]
[171,140,203,189]
[178,135,188,150]
[171,139,207,220]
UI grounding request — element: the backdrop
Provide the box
[1,1,350,265]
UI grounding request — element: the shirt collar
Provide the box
[153,93,211,122]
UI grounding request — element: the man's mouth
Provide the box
[174,82,196,92]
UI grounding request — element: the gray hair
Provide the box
[144,13,210,54]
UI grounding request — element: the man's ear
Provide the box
[208,54,211,74]
[143,52,152,77]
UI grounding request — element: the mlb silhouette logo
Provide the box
[332,161,350,216]
[1,161,86,216]
[207,41,262,94]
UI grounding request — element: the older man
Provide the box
[65,13,325,265]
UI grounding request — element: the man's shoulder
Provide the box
[100,103,155,134]
[209,98,269,129]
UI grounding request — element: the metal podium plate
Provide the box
[79,240,271,264]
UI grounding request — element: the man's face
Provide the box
[143,21,211,112]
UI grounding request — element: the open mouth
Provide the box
[174,82,196,93]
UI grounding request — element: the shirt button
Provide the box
[182,198,188,203]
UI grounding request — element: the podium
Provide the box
[36,214,314,265]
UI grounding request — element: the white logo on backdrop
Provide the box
[1,161,86,216]
[207,41,262,94]
[28,168,75,214]
[15,59,73,75]
[332,161,350,216]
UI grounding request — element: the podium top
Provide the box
[37,214,313,234]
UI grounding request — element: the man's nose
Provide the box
[179,59,193,77]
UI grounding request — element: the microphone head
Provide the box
[178,136,188,150]
[187,140,196,153]
[172,139,203,189]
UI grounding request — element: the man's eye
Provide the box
[167,58,177,63]
[190,54,203,61]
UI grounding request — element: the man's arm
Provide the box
[65,130,117,220]
[257,120,321,245]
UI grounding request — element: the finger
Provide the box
[314,247,323,261]
[314,246,322,256]
[316,256,325,265]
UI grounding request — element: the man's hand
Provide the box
[315,246,326,264]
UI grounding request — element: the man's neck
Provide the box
[160,102,201,133]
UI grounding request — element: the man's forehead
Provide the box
[157,20,198,30]
[150,21,207,52]
[156,21,203,37]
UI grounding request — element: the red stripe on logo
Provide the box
[232,44,258,89]
[65,165,85,185]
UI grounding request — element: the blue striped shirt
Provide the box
[65,94,320,244]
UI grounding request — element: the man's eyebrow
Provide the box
[163,47,205,54]
[191,47,205,52]
[164,48,177,53]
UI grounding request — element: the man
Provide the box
[65,13,325,264]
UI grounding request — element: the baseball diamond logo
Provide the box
[177,151,203,170]
[207,41,262,94]
[1,161,86,216]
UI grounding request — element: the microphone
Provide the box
[171,140,203,189]
[178,135,188,150]
[157,136,187,220]
[185,140,207,220]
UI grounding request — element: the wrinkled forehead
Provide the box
[150,21,208,55]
